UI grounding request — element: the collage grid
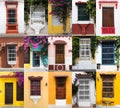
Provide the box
[0,0,120,108]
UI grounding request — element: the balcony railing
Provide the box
[102,27,115,34]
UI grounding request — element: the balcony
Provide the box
[102,27,115,34]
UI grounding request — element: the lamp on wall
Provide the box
[45,82,47,86]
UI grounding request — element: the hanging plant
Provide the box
[49,0,72,33]
[72,36,79,65]
[15,72,24,87]
[90,36,98,59]
[24,36,48,66]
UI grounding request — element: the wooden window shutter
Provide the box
[102,7,114,27]
[55,44,65,64]
[24,47,30,63]
[17,82,24,101]
[56,77,66,99]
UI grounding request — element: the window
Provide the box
[80,38,90,60]
[5,1,18,33]
[7,45,16,65]
[102,41,114,65]
[33,51,40,67]
[102,75,114,98]
[56,77,66,99]
[8,9,16,24]
[17,82,24,101]
[24,47,30,63]
[102,7,114,27]
[31,6,45,23]
[78,4,89,21]
[31,80,40,95]
[56,44,64,64]
[79,79,90,100]
[52,6,61,25]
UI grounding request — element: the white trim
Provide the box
[56,99,66,106]
[30,96,41,104]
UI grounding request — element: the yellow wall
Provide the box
[96,72,120,106]
[24,72,48,108]
[24,64,30,69]
[0,72,24,106]
[48,72,72,104]
[48,3,70,34]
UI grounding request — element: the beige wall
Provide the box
[24,72,48,108]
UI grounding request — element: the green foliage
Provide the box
[86,0,96,23]
[72,37,79,65]
[91,36,98,59]
[49,0,72,33]
[24,0,48,25]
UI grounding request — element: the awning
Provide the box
[28,76,43,80]
[53,40,67,45]
[75,1,86,5]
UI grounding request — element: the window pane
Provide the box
[78,4,89,21]
[8,9,16,24]
[102,41,114,65]
[56,44,64,64]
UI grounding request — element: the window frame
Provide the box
[101,75,114,98]
[78,79,90,101]
[55,44,65,64]
[5,1,18,33]
[77,4,90,21]
[102,41,115,65]
[7,45,17,65]
[79,38,90,60]
[102,7,114,27]
[16,82,24,101]
[29,77,42,96]
[56,77,66,99]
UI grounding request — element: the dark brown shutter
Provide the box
[55,44,64,64]
[24,47,30,63]
[17,82,24,101]
[56,77,66,99]
[5,83,13,104]
[102,7,114,27]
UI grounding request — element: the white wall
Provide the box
[72,0,94,24]
[0,2,6,34]
[96,43,117,71]
[0,1,24,34]
[96,0,120,36]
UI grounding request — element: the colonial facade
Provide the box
[24,72,48,108]
[72,72,96,108]
[0,72,24,108]
[96,72,120,108]
[48,36,72,71]
[24,5,48,35]
[72,0,95,35]
[0,0,24,34]
[0,37,24,70]
[72,36,96,71]
[96,37,120,71]
[48,2,71,34]
[24,36,48,71]
[48,72,72,108]
[96,0,120,36]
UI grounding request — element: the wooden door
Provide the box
[102,7,114,27]
[5,83,13,104]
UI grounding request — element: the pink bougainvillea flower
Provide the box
[32,43,38,48]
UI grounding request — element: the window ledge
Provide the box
[30,96,41,104]
[8,61,16,65]
[102,98,114,103]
